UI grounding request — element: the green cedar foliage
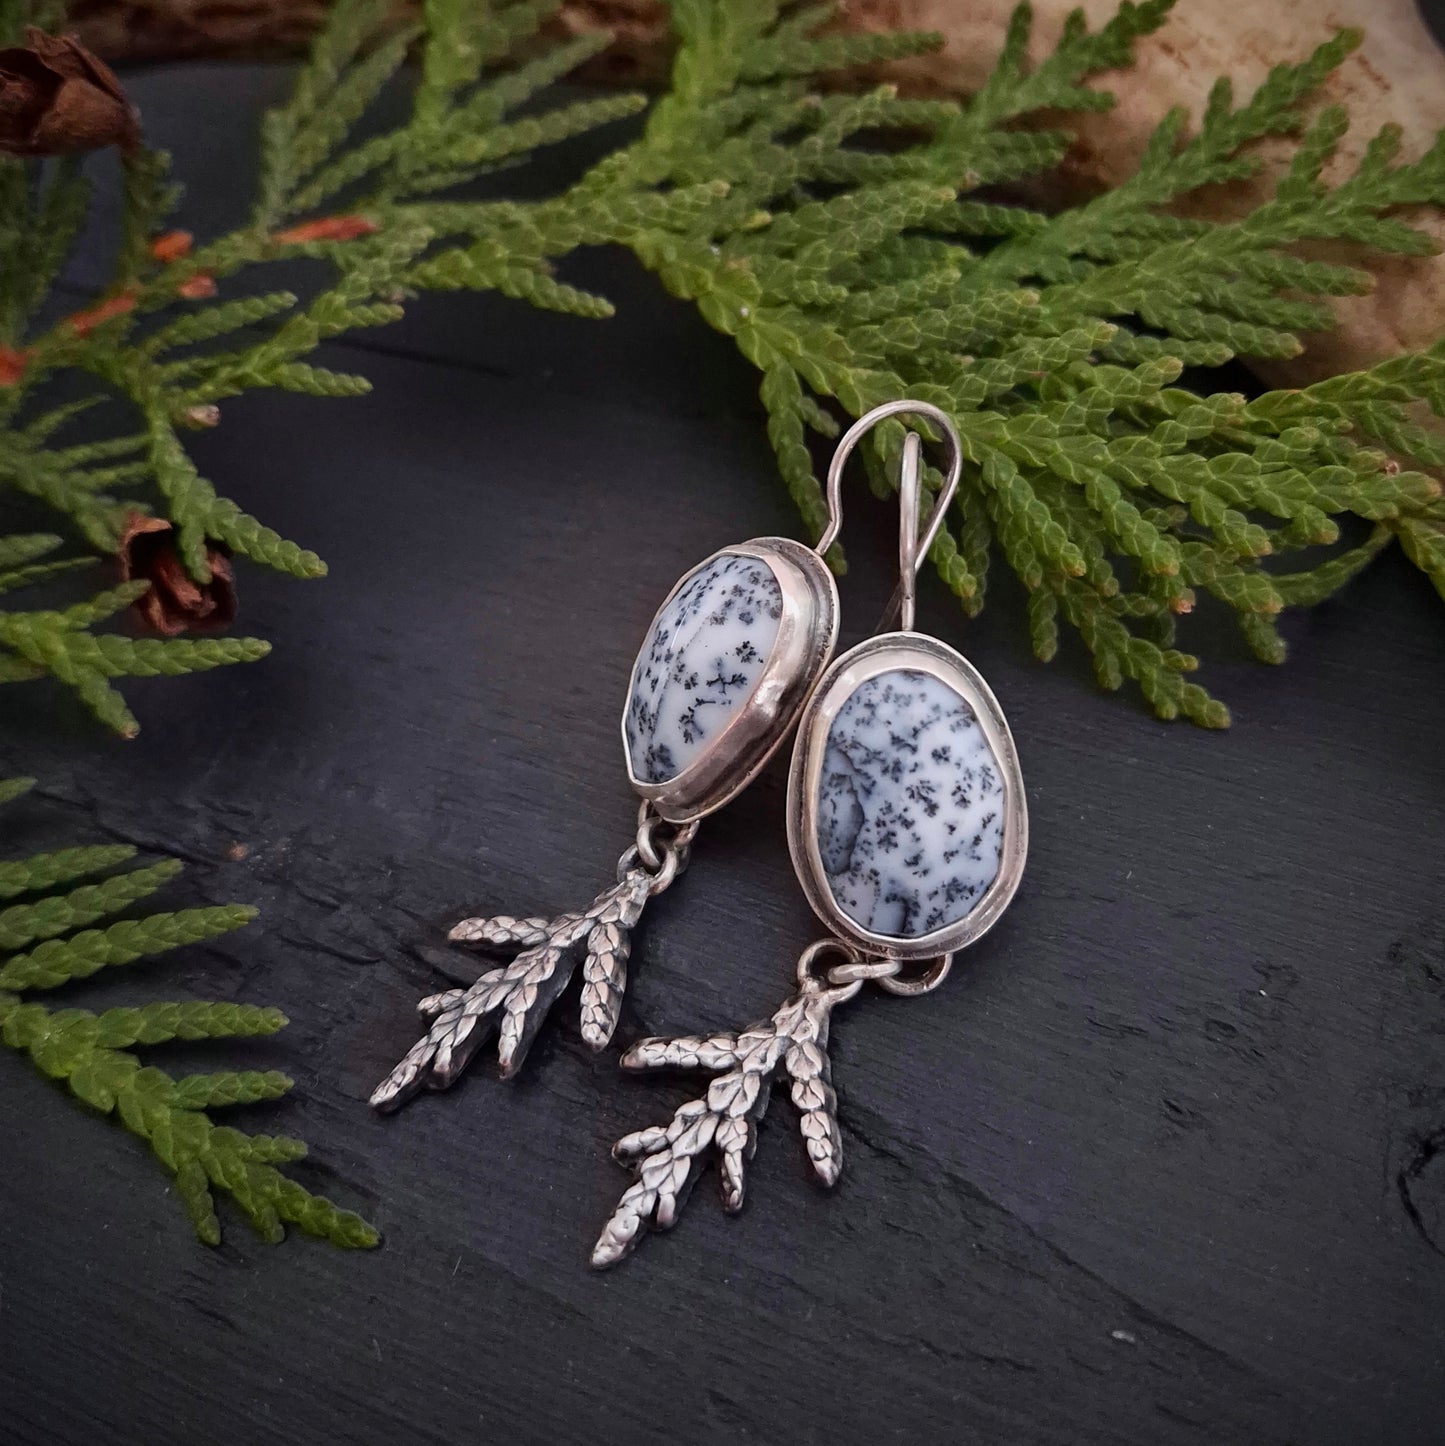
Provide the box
[1,0,1444,729]
[0,778,378,1247]
[0,533,271,737]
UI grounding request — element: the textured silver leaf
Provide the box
[449,915,552,948]
[578,874,648,1050]
[591,983,849,1269]
[372,865,660,1111]
[621,1031,740,1072]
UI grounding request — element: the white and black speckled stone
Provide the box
[626,553,784,784]
[815,669,1004,939]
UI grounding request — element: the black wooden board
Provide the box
[3,63,1445,1446]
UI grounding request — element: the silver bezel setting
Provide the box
[624,537,840,825]
[786,632,1028,960]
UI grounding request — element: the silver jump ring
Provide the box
[643,845,683,895]
[617,840,688,895]
[826,956,902,987]
[634,804,697,873]
[636,829,664,872]
[665,820,698,874]
[628,805,697,893]
[795,938,865,1000]
[635,803,666,871]
[877,953,954,997]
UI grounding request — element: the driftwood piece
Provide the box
[838,0,1445,388]
[71,0,1445,384]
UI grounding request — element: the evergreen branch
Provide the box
[0,532,63,568]
[117,149,182,283]
[0,857,183,951]
[0,556,273,736]
[576,0,1445,723]
[0,157,88,341]
[140,291,300,355]
[0,553,95,594]
[0,776,36,806]
[0,843,138,899]
[254,0,393,225]
[90,1000,288,1046]
[0,905,260,991]
[0,806,378,1249]
[6,0,1445,734]
[170,1070,295,1109]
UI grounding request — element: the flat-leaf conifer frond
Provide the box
[0,778,378,1248]
[581,0,1445,726]
[0,534,269,736]
[0,0,659,733]
[4,0,1445,732]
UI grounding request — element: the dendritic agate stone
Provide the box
[815,669,1005,939]
[626,553,784,784]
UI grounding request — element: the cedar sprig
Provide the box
[0,777,378,1248]
[587,1,1445,725]
[272,0,1445,724]
[0,533,269,737]
[4,0,1445,732]
[0,0,671,732]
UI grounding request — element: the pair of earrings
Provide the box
[371,400,1028,1267]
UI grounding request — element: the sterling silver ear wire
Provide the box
[791,400,1027,961]
[370,500,839,1109]
[592,400,1028,1267]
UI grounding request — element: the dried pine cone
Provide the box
[0,26,140,156]
[118,513,236,636]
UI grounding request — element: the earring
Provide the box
[370,518,838,1108]
[591,401,1028,1268]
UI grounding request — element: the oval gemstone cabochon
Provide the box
[815,668,1005,939]
[626,552,784,784]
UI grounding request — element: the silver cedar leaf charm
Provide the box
[371,817,692,1111]
[591,974,850,1268]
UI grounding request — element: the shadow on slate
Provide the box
[2,62,1445,1446]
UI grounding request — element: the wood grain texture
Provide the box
[2,65,1445,1446]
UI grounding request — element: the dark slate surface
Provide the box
[3,64,1445,1446]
